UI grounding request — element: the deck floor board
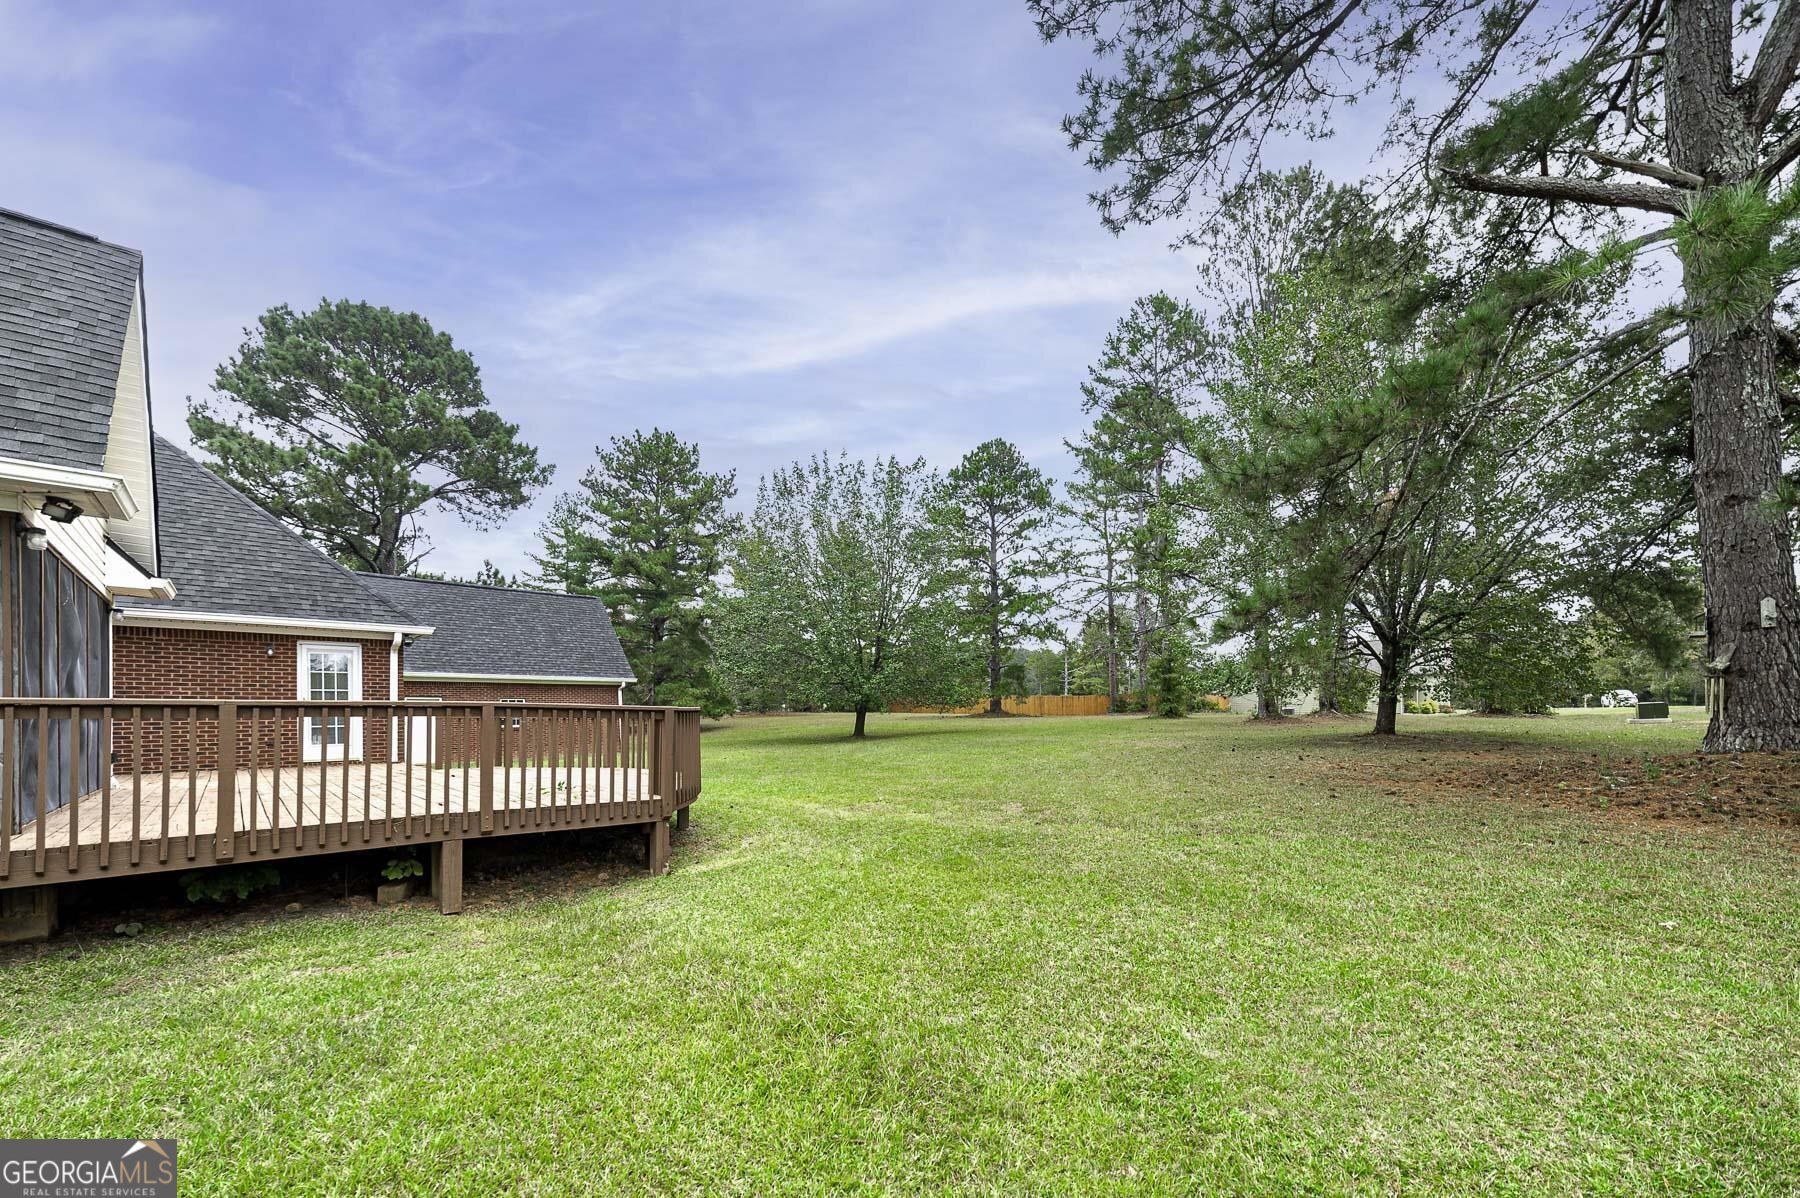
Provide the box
[17,764,656,857]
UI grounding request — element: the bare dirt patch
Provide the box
[1292,737,1800,832]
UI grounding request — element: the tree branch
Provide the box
[1443,168,1688,215]
[1581,150,1703,189]
[1754,127,1800,181]
[1744,0,1800,130]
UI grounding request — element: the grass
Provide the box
[0,711,1795,1195]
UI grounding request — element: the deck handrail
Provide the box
[0,699,701,888]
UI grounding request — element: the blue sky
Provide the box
[3,0,1216,577]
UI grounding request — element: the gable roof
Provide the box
[0,209,142,471]
[116,437,425,630]
[356,574,636,682]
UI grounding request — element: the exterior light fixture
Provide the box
[19,526,47,552]
[38,495,82,523]
[265,643,276,658]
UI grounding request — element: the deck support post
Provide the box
[674,805,690,831]
[430,839,464,914]
[0,885,57,944]
[215,703,237,860]
[645,818,670,876]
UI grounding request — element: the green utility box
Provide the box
[1636,700,1670,721]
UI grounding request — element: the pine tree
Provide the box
[1031,0,1800,750]
[534,429,736,712]
[1075,293,1208,688]
[935,439,1062,714]
[191,299,551,574]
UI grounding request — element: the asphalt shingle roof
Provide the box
[117,437,424,629]
[0,209,142,470]
[357,574,635,681]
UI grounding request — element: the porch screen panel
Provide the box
[2,522,111,829]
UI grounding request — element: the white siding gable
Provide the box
[102,284,157,572]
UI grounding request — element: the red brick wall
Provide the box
[398,678,622,763]
[112,626,397,769]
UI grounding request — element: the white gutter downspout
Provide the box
[390,631,402,763]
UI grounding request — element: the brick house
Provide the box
[1,207,635,810]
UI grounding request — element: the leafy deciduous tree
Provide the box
[715,455,976,737]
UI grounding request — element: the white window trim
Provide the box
[298,640,363,761]
[296,641,365,702]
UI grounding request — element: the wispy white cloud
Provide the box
[0,0,217,82]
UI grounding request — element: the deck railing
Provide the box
[0,701,701,888]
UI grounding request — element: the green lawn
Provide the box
[1,712,1795,1195]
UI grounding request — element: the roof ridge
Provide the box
[0,207,143,258]
[151,434,422,628]
[363,573,601,601]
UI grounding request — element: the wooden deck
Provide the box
[0,702,703,919]
[20,762,660,859]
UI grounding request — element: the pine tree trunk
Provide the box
[852,704,868,738]
[1252,627,1280,718]
[1134,588,1150,697]
[1667,0,1800,751]
[1316,610,1346,714]
[1687,310,1800,749]
[1372,638,1403,736]
[1106,595,1120,711]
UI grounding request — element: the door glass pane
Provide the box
[306,651,353,747]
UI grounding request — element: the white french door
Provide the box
[299,642,362,761]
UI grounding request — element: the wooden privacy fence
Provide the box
[0,700,702,888]
[890,694,1115,717]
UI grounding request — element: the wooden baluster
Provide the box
[339,706,351,845]
[65,705,80,873]
[501,713,513,828]
[577,710,589,823]
[528,711,541,827]
[271,708,283,853]
[1,704,13,878]
[186,705,199,859]
[102,708,120,867]
[158,705,171,863]
[479,705,495,834]
[215,703,237,860]
[246,708,259,855]
[383,705,394,840]
[563,711,575,823]
[362,704,373,842]
[34,706,48,875]
[129,707,142,865]
[460,709,473,833]
[403,709,415,839]
[423,709,435,834]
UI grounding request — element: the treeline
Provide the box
[184,263,1701,740]
[1019,0,1800,755]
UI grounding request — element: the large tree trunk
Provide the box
[852,704,868,738]
[1251,628,1281,719]
[1372,639,1403,736]
[1666,0,1800,751]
